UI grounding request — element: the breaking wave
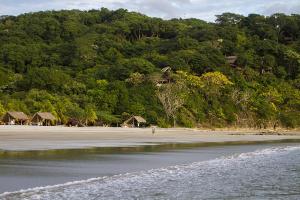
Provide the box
[1,145,300,200]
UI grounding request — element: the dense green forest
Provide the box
[0,8,300,128]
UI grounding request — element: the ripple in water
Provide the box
[1,146,300,200]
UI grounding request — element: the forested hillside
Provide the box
[0,8,300,128]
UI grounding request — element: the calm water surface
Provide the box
[0,141,300,199]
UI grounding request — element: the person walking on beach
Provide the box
[152,126,156,135]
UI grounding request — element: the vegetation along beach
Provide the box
[0,1,300,199]
[0,10,300,129]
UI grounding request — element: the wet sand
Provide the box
[0,126,299,151]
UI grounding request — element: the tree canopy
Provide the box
[0,9,299,128]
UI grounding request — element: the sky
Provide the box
[0,0,299,22]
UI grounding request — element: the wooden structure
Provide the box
[31,112,56,126]
[66,118,84,127]
[161,67,172,83]
[226,56,238,67]
[156,67,173,86]
[161,66,171,74]
[122,116,146,128]
[2,111,29,125]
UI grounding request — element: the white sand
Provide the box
[0,126,299,151]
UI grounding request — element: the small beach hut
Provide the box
[122,116,146,128]
[2,111,29,125]
[31,112,56,126]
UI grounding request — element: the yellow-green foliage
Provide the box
[0,102,6,117]
[177,71,233,89]
[200,71,233,87]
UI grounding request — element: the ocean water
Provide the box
[0,144,299,200]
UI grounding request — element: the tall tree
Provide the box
[156,81,188,127]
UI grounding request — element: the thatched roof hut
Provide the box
[122,116,146,128]
[226,56,238,66]
[155,67,173,86]
[2,111,29,125]
[32,112,56,126]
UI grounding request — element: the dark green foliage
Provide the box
[0,9,299,128]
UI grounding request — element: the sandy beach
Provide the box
[0,126,299,151]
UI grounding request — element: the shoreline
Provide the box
[0,126,299,151]
[1,141,299,195]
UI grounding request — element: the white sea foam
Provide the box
[1,145,300,200]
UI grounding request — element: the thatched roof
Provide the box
[33,112,56,121]
[133,116,146,123]
[123,116,146,125]
[6,111,29,120]
[161,66,171,73]
[226,56,238,64]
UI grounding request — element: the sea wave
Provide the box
[1,145,300,200]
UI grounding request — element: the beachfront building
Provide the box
[31,112,56,126]
[2,111,29,125]
[122,116,146,128]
